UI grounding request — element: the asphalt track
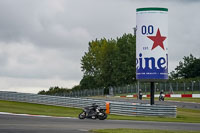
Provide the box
[0,113,200,133]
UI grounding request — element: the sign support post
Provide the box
[150,82,155,105]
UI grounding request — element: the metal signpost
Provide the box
[136,7,168,105]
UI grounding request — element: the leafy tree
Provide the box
[114,34,136,85]
[71,85,81,91]
[80,33,136,90]
[80,75,98,90]
[170,54,200,79]
[38,90,46,95]
[38,86,71,95]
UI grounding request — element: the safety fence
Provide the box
[0,91,176,117]
[50,81,200,97]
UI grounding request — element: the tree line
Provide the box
[80,33,136,90]
[170,54,200,80]
[38,33,200,95]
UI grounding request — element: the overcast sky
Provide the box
[0,0,199,93]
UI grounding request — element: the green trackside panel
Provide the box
[136,7,168,12]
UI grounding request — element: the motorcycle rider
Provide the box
[87,103,98,117]
[138,89,142,100]
[79,103,107,120]
[160,90,164,95]
[159,90,165,101]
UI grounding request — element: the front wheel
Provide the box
[79,111,86,119]
[98,112,107,120]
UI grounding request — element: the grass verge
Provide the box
[91,129,200,133]
[0,100,81,117]
[165,98,200,103]
[140,97,200,103]
[0,100,200,123]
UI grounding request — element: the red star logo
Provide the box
[147,28,166,50]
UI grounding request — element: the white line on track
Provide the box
[0,112,77,119]
[78,129,89,132]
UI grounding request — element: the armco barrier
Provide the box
[0,91,176,117]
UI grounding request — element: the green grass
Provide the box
[0,100,81,117]
[140,97,200,103]
[91,129,200,133]
[0,100,200,123]
[165,98,200,103]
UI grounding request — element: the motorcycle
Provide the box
[159,94,165,101]
[138,91,142,100]
[78,104,107,120]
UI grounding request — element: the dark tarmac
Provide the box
[0,114,200,133]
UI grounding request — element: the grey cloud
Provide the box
[0,0,199,93]
[0,41,81,80]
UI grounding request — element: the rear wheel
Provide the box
[78,112,86,119]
